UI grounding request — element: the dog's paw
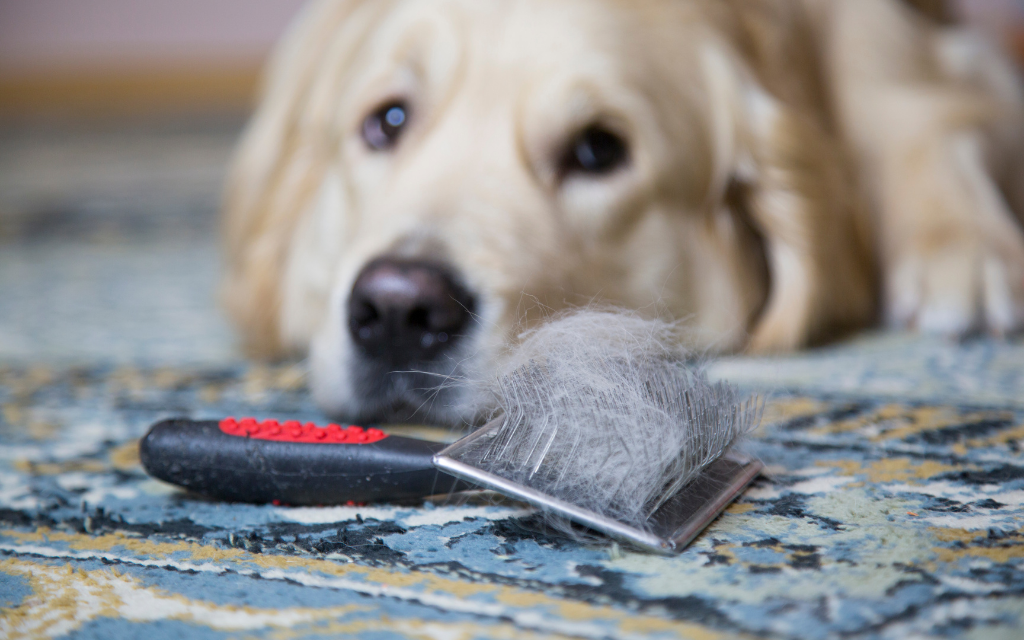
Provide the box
[886,233,1024,337]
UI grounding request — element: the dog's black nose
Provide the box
[347,258,475,363]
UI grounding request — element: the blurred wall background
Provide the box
[0,0,307,119]
[0,0,1021,121]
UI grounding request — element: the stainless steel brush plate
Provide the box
[433,419,763,555]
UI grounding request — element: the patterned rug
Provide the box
[1,121,1022,639]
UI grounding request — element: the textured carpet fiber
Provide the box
[1,122,1022,639]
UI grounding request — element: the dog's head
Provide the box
[223,0,873,423]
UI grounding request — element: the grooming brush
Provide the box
[142,388,761,555]
[141,414,759,554]
[140,311,764,554]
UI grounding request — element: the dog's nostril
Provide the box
[349,301,380,340]
[407,306,430,331]
[347,258,475,364]
[353,302,379,323]
[361,303,380,322]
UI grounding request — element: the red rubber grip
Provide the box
[218,417,388,444]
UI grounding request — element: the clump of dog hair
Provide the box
[470,309,761,535]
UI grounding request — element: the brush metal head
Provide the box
[433,417,762,555]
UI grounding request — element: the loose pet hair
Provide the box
[223,0,1024,423]
[472,309,760,535]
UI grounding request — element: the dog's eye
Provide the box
[362,102,409,150]
[562,126,629,176]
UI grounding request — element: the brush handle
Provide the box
[139,417,467,505]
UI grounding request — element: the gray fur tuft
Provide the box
[473,309,761,534]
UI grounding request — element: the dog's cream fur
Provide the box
[223,0,1024,421]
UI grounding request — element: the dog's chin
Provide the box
[353,364,484,425]
[311,353,485,426]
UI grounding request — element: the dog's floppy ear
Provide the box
[222,0,381,358]
[700,43,876,352]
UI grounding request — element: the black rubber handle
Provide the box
[139,418,468,505]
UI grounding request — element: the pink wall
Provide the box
[0,0,1020,78]
[0,0,308,75]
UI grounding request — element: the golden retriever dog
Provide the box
[223,0,1024,423]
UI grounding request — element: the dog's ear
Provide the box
[700,43,876,352]
[222,0,379,358]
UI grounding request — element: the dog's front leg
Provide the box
[876,123,1024,335]
[827,0,1024,336]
